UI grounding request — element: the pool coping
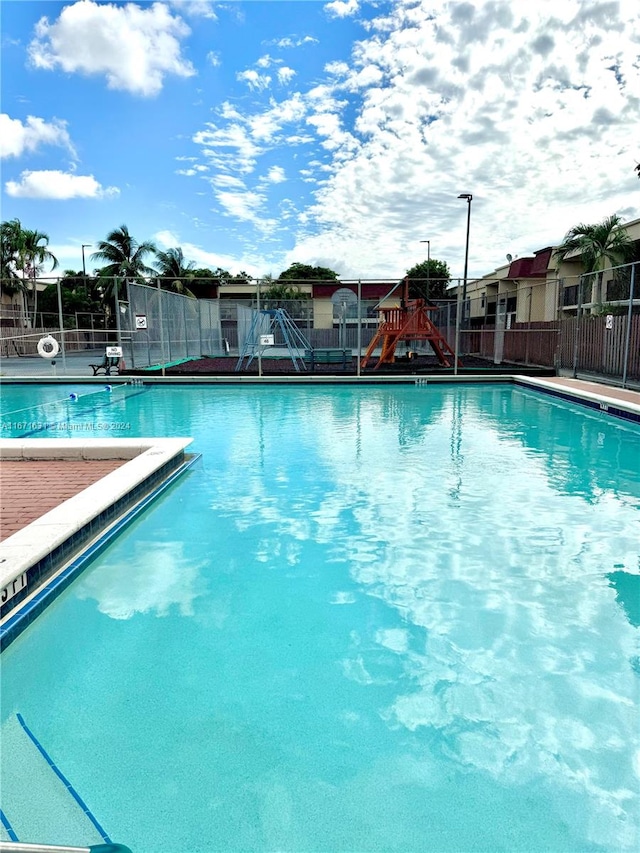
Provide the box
[0,438,193,629]
[512,376,640,423]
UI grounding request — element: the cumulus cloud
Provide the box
[0,113,75,159]
[183,0,639,277]
[5,169,119,199]
[266,166,286,183]
[167,0,217,20]
[324,0,360,18]
[28,0,195,97]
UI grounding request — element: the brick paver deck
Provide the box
[0,459,126,540]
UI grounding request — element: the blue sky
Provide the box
[2,0,639,281]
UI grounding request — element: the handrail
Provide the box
[0,843,132,852]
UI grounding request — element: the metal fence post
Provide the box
[126,279,134,369]
[257,277,262,378]
[157,278,166,376]
[114,277,122,350]
[357,279,362,377]
[454,285,461,376]
[56,277,67,374]
[622,262,635,388]
[571,275,583,378]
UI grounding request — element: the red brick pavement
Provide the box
[0,459,126,541]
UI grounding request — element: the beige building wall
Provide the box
[313,299,334,330]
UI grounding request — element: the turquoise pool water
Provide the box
[1,383,639,852]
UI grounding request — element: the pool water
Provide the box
[1,383,639,852]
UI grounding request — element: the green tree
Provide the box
[0,219,26,299]
[262,281,310,315]
[262,282,310,300]
[38,270,104,326]
[278,262,338,281]
[554,214,634,306]
[405,258,450,302]
[21,227,59,323]
[155,247,196,296]
[91,224,157,303]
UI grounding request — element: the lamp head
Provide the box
[458,193,472,201]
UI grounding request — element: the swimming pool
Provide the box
[1,382,639,852]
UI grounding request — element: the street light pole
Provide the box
[458,194,472,328]
[420,239,430,302]
[81,244,91,294]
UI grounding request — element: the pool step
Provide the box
[0,713,105,847]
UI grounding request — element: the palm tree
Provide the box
[21,228,58,325]
[554,214,633,306]
[91,224,157,303]
[1,219,23,289]
[155,246,196,296]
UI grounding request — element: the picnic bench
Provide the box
[89,355,120,376]
[303,348,353,370]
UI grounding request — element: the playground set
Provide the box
[233,279,462,372]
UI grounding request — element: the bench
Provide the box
[89,355,120,376]
[304,348,353,370]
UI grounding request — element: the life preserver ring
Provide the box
[37,335,60,359]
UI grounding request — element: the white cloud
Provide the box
[272,35,319,49]
[236,69,271,91]
[154,229,265,277]
[5,170,119,199]
[0,113,75,159]
[193,123,262,173]
[266,166,286,184]
[182,0,640,279]
[324,0,360,18]
[277,66,296,85]
[28,0,195,97]
[288,0,640,277]
[206,50,221,67]
[167,0,217,20]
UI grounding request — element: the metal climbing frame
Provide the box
[235,308,311,372]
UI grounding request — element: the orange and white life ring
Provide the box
[37,335,60,359]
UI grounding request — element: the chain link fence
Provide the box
[124,282,223,368]
[1,269,638,383]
